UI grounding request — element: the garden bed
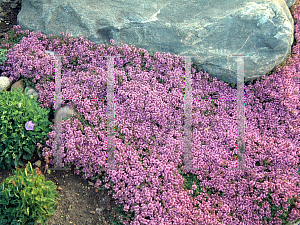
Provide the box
[0,3,300,224]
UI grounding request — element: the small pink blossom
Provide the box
[25,121,35,130]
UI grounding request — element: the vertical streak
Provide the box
[183,56,193,171]
[106,56,116,170]
[53,55,63,169]
[236,57,246,170]
[45,50,70,171]
[227,55,252,171]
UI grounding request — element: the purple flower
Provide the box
[25,121,35,130]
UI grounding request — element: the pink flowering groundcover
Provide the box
[0,2,300,224]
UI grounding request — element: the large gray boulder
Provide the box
[285,0,297,8]
[17,0,296,85]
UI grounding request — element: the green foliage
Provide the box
[22,78,40,94]
[0,48,8,65]
[0,162,60,225]
[0,87,54,170]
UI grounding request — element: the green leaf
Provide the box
[25,207,30,216]
[1,119,8,124]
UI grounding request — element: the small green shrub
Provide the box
[0,162,60,225]
[0,48,8,65]
[0,87,54,170]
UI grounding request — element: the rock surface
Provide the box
[0,76,10,91]
[17,0,296,85]
[286,0,297,8]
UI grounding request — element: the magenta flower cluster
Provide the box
[1,2,300,222]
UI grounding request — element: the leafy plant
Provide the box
[0,87,54,170]
[0,48,8,65]
[0,162,60,225]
